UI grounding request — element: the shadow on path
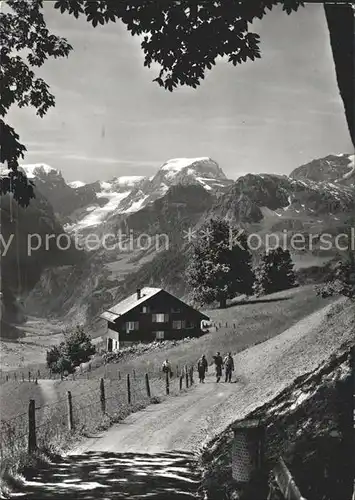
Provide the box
[12,451,201,499]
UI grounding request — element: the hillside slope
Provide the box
[202,304,354,499]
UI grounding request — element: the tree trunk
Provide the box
[324,3,354,148]
[219,297,227,309]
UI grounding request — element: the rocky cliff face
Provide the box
[290,153,355,187]
[211,172,354,226]
[0,186,83,335]
[18,164,95,220]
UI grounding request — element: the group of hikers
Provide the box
[197,352,234,383]
[161,352,235,384]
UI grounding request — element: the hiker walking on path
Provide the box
[197,355,208,383]
[224,352,234,383]
[213,352,223,383]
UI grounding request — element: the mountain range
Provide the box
[19,157,233,235]
[1,153,354,335]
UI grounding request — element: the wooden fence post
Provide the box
[28,399,37,453]
[22,372,24,382]
[127,374,131,404]
[118,371,121,381]
[145,373,151,398]
[133,369,136,380]
[28,371,31,382]
[14,372,17,382]
[189,366,193,385]
[100,378,106,414]
[185,366,189,389]
[179,374,183,391]
[166,370,170,395]
[5,374,8,382]
[67,391,74,431]
[37,369,40,379]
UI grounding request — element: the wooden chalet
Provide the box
[100,287,209,351]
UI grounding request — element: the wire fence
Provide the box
[0,366,195,466]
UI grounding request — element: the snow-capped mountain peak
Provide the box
[160,157,211,177]
[111,175,145,187]
[159,157,226,181]
[153,157,230,188]
[19,163,59,178]
[68,180,86,189]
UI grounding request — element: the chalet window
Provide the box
[172,320,185,329]
[152,313,169,323]
[186,321,195,329]
[155,331,165,340]
[126,321,139,333]
[142,305,150,313]
[171,306,181,313]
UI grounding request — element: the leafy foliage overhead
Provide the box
[0,0,304,203]
[53,0,304,91]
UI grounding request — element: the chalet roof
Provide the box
[100,287,209,322]
[100,287,162,322]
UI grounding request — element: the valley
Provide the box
[1,153,354,354]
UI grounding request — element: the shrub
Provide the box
[316,253,355,300]
[46,326,95,374]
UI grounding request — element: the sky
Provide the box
[7,2,353,183]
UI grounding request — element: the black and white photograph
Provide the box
[0,1,354,499]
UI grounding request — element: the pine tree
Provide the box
[187,218,254,308]
[253,247,297,296]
